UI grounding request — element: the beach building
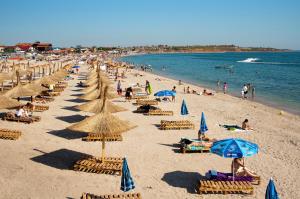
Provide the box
[32,42,52,51]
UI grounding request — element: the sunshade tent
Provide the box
[68,90,136,162]
[4,84,37,98]
[0,95,21,109]
[210,138,259,180]
[154,90,175,97]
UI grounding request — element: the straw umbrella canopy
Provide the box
[4,84,37,98]
[23,79,48,93]
[0,95,21,109]
[75,98,127,113]
[39,76,57,85]
[80,85,117,100]
[82,83,99,93]
[0,73,15,81]
[68,87,136,162]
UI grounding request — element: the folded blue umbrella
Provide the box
[181,99,189,115]
[121,158,135,192]
[154,90,175,97]
[199,112,208,134]
[266,178,279,199]
[72,65,80,69]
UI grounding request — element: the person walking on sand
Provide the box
[223,82,228,94]
[145,80,149,94]
[171,86,176,102]
[117,80,122,95]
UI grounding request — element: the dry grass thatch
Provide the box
[75,99,127,113]
[23,80,48,93]
[4,84,37,98]
[0,95,21,109]
[39,76,57,85]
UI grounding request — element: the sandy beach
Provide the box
[0,63,299,199]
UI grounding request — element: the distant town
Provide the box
[0,42,288,60]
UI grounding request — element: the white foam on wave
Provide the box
[238,58,260,63]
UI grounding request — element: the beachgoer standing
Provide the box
[171,86,176,102]
[217,80,220,92]
[179,80,182,85]
[117,80,122,95]
[145,80,150,95]
[252,86,255,99]
[223,82,228,94]
[242,84,248,98]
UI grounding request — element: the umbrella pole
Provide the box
[232,159,235,181]
[101,138,106,163]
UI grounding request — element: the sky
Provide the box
[0,0,300,49]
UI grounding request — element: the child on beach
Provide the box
[172,86,176,102]
[223,82,228,94]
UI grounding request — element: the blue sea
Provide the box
[121,52,300,114]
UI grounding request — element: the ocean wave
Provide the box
[237,58,260,63]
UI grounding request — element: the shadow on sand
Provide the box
[70,93,83,97]
[158,143,181,153]
[31,148,88,170]
[65,98,88,103]
[161,171,205,194]
[71,89,83,92]
[55,114,87,123]
[47,128,87,140]
[61,106,80,112]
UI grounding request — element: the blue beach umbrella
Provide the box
[72,65,80,69]
[211,138,258,158]
[121,158,135,192]
[181,99,189,115]
[154,90,175,97]
[199,112,208,134]
[211,138,259,180]
[265,178,279,199]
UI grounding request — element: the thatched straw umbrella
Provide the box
[39,76,57,85]
[23,79,48,93]
[4,84,37,98]
[0,95,21,109]
[68,87,136,162]
[80,84,117,100]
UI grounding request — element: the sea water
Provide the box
[121,52,300,114]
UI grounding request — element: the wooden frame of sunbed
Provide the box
[135,100,158,106]
[82,134,123,142]
[2,112,40,123]
[33,97,54,103]
[181,145,210,153]
[53,87,64,92]
[132,95,149,100]
[198,180,254,195]
[33,105,49,112]
[145,110,173,116]
[81,192,142,199]
[73,156,123,175]
[0,129,22,140]
[160,120,195,130]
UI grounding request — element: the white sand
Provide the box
[0,64,299,199]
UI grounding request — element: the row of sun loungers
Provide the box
[81,192,142,199]
[0,128,22,140]
[73,156,123,175]
[145,110,173,116]
[160,120,195,130]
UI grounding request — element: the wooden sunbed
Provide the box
[181,145,210,153]
[53,87,64,92]
[33,105,49,112]
[160,120,195,130]
[82,134,123,142]
[73,156,123,175]
[41,91,60,96]
[132,95,149,100]
[2,112,40,123]
[81,192,142,199]
[0,129,22,140]
[135,99,158,106]
[145,110,173,116]
[34,96,54,103]
[198,180,254,195]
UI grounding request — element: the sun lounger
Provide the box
[81,192,142,199]
[180,138,211,153]
[2,112,39,123]
[0,129,22,140]
[73,156,123,175]
[207,170,261,185]
[160,120,195,130]
[53,87,64,92]
[82,134,123,142]
[132,95,149,100]
[41,91,60,96]
[198,180,254,194]
[135,99,158,106]
[33,105,49,112]
[34,96,54,103]
[145,110,173,116]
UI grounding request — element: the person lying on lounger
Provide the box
[202,89,214,96]
[242,119,253,130]
[16,106,29,117]
[232,158,259,178]
[220,119,253,131]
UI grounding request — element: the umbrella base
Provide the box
[82,134,123,142]
[81,192,142,199]
[0,129,22,140]
[199,180,254,195]
[73,156,123,175]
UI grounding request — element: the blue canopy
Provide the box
[154,90,175,97]
[266,178,279,199]
[72,65,80,69]
[210,138,259,158]
[199,112,208,134]
[181,99,189,115]
[121,158,135,192]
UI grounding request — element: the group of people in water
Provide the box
[241,83,255,99]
